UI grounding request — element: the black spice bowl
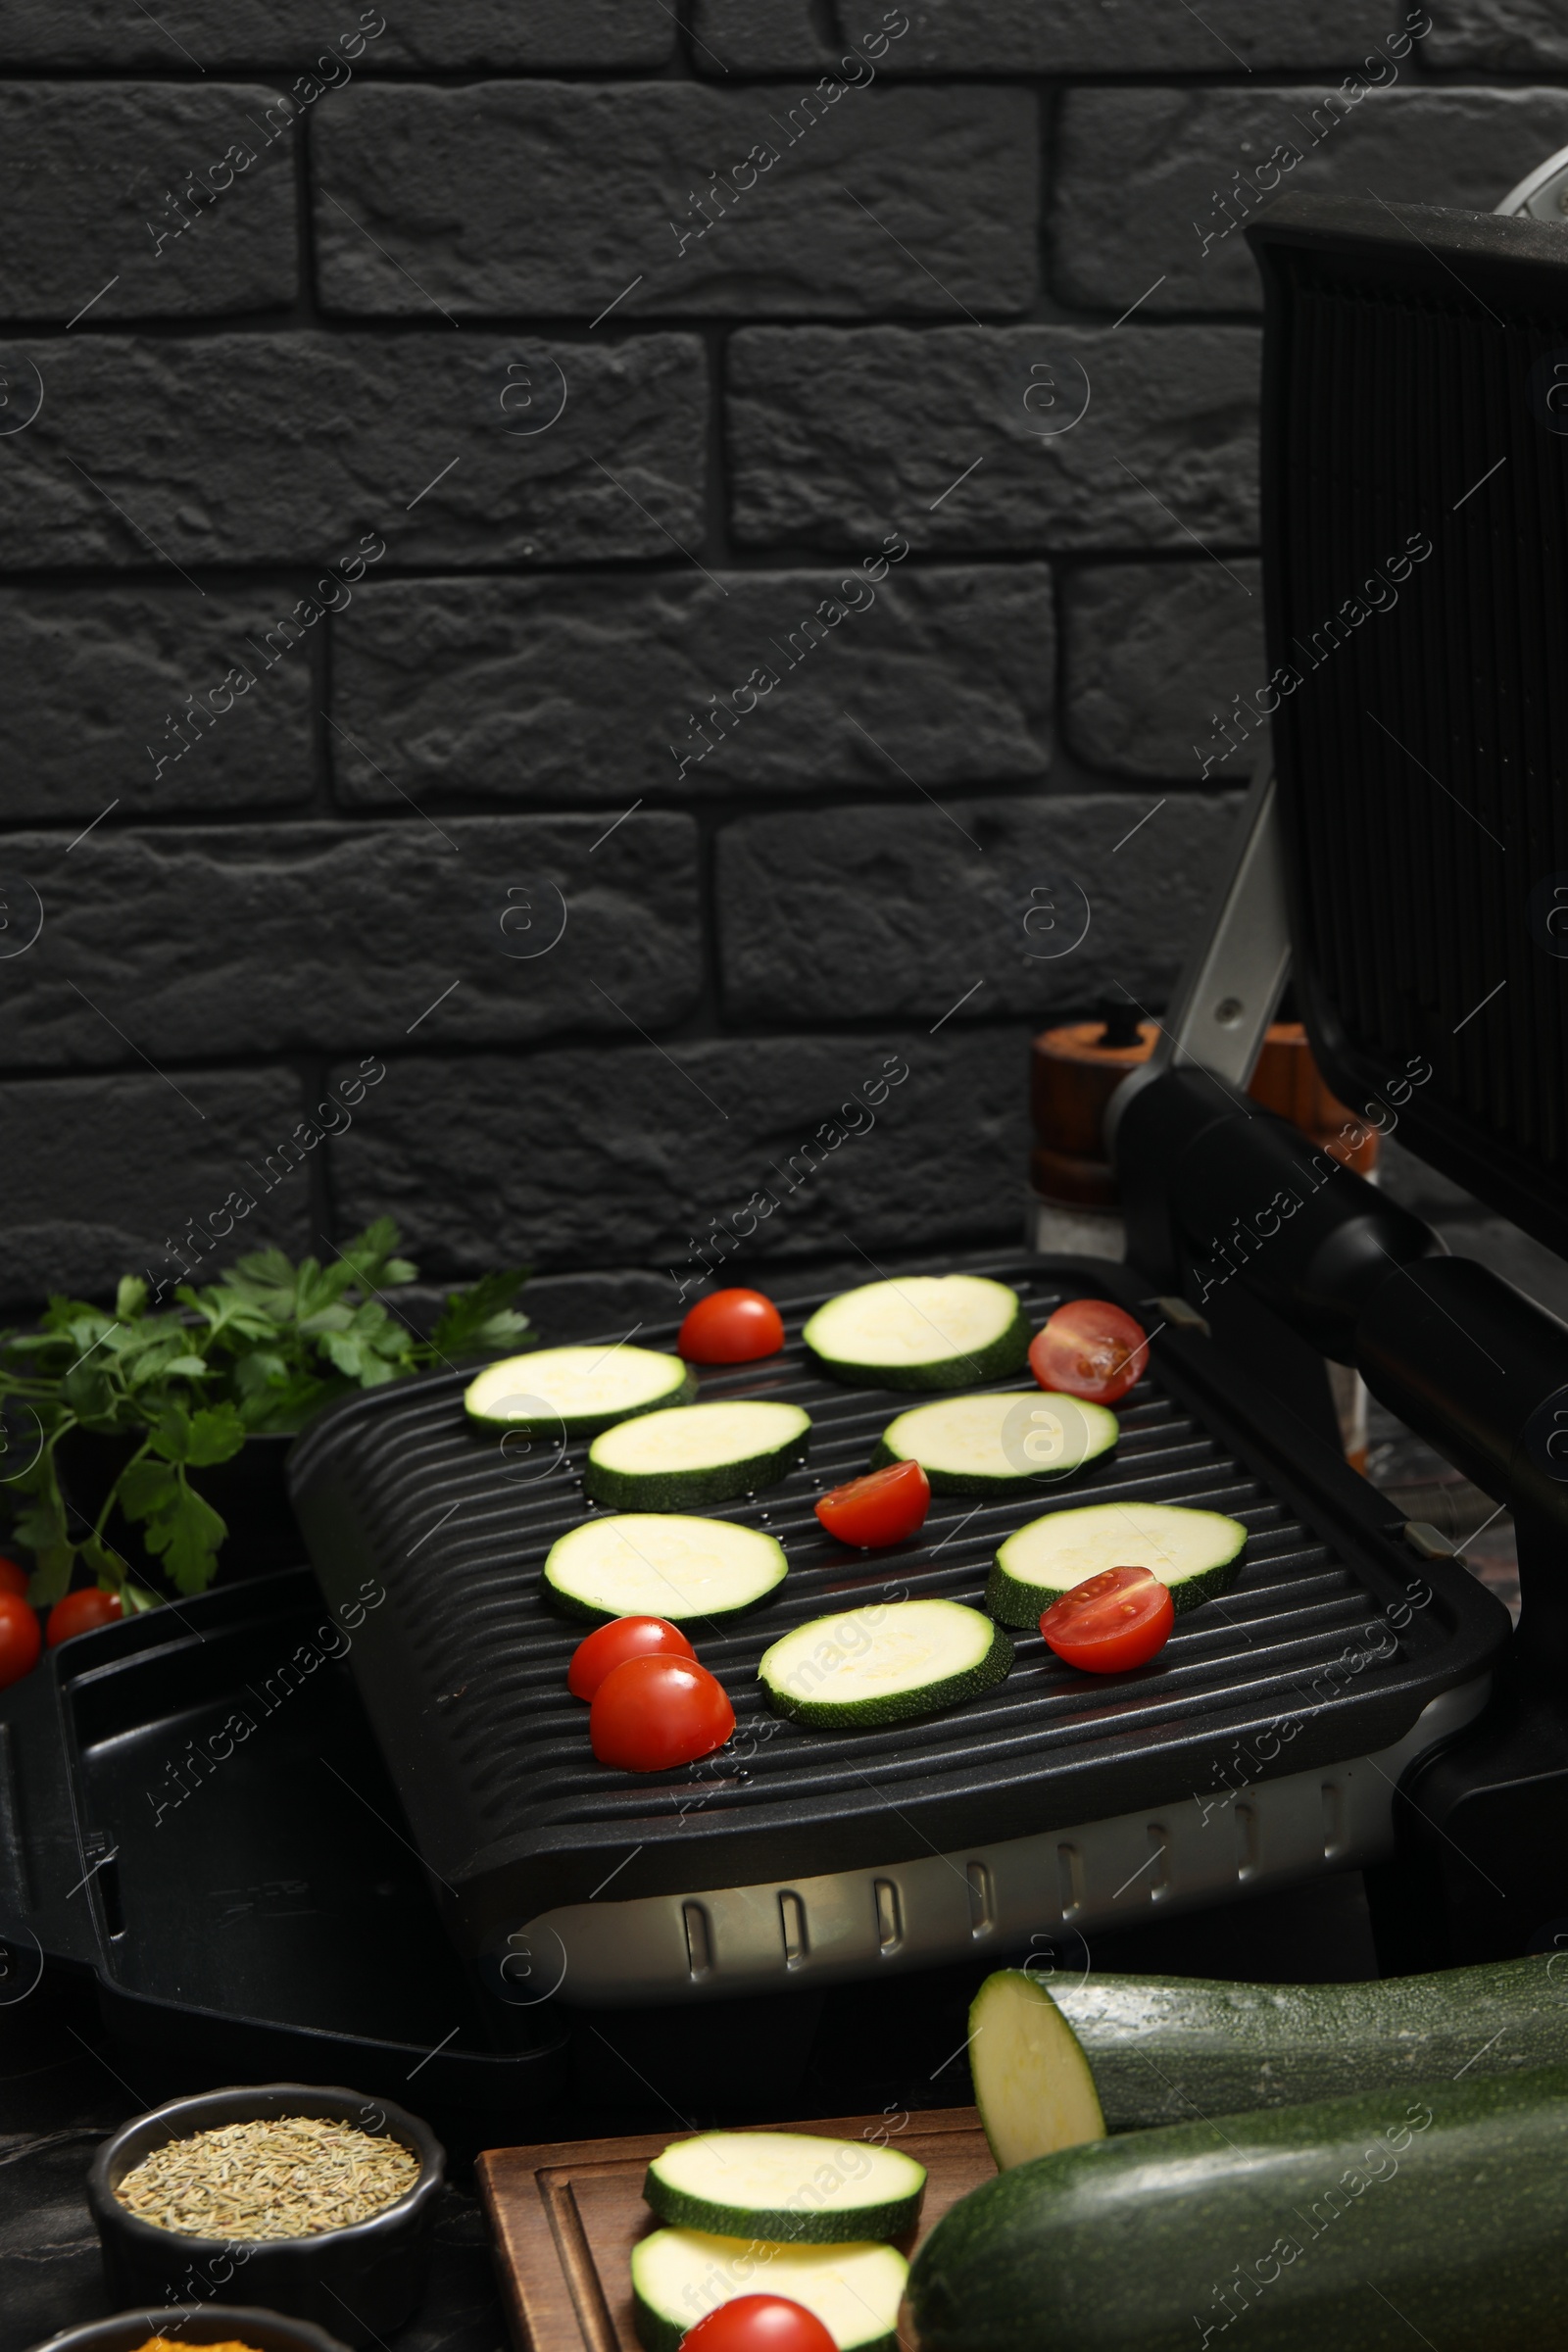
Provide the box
[86,2083,445,2347]
[31,2309,351,2352]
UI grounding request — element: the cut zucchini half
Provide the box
[543,1514,787,1625]
[760,1597,1011,1730]
[631,2230,907,2352]
[803,1275,1030,1391]
[872,1391,1118,1494]
[464,1345,694,1437]
[969,1969,1107,2171]
[644,2132,926,2244]
[988,1498,1248,1625]
[584,1398,811,1511]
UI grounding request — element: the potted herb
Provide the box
[0,1219,529,1609]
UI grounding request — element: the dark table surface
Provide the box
[0,1869,1384,2352]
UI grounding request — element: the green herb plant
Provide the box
[0,1219,529,1608]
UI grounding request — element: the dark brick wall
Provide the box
[0,1,1553,1329]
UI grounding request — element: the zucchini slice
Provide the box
[968,1971,1107,2170]
[644,2132,926,2243]
[872,1391,1118,1494]
[804,1275,1030,1391]
[760,1597,1011,1729]
[632,2230,906,2352]
[584,1398,811,1510]
[988,1499,1247,1626]
[543,1514,787,1625]
[465,1345,694,1436]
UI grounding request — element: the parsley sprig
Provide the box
[0,1218,528,1607]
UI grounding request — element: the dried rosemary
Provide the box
[114,2114,420,2239]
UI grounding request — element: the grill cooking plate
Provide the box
[287,1258,1505,2003]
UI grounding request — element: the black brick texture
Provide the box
[315,82,1039,318]
[330,567,1054,804]
[0,3,1554,1303]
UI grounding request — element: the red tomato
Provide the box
[590,1655,735,1771]
[815,1458,931,1548]
[1029,1298,1149,1404]
[682,2301,837,2352]
[568,1615,696,1701]
[0,1592,41,1689]
[678,1289,786,1365]
[0,1557,28,1600]
[46,1590,124,1649]
[1040,1565,1173,1675]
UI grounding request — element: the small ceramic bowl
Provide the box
[30,2310,349,2352]
[86,2084,444,2348]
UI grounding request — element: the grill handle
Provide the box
[1117,1069,1568,1650]
[1116,1063,1437,1359]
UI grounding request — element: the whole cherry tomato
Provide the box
[568,1615,696,1701]
[0,1592,41,1689]
[682,2301,838,2352]
[1040,1565,1173,1675]
[678,1289,786,1365]
[1029,1298,1149,1405]
[0,1557,28,1600]
[590,1654,735,1771]
[46,1590,124,1649]
[815,1458,931,1548]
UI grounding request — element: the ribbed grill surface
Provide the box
[1265,238,1568,1229]
[287,1261,1490,1918]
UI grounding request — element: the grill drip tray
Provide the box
[0,1570,567,2110]
[287,1257,1507,2006]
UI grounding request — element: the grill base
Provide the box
[287,1253,1510,1986]
[514,1680,1489,2006]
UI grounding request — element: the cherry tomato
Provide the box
[46,1590,124,1649]
[0,1557,28,1600]
[1040,1565,1173,1675]
[0,1592,41,1689]
[678,1289,786,1365]
[568,1615,696,1701]
[682,2300,838,2352]
[1029,1298,1149,1404]
[590,1654,735,1771]
[815,1458,931,1548]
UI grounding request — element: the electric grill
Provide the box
[284,190,1568,2010]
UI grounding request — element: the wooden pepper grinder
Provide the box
[1027,1002,1157,1260]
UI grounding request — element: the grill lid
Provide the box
[1248,195,1568,1262]
[286,1259,1504,1952]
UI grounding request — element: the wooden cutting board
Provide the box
[476,2107,994,2352]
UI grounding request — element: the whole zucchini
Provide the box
[971,1957,1568,2165]
[910,2067,1568,2352]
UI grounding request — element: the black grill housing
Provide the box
[287,1259,1504,1955]
[1250,196,1568,1258]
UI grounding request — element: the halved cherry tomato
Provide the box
[678,1289,786,1365]
[682,2299,838,2352]
[1029,1298,1149,1404]
[0,1557,28,1600]
[0,1592,41,1689]
[1040,1565,1173,1675]
[815,1458,931,1548]
[568,1615,696,1701]
[46,1590,124,1649]
[590,1654,735,1771]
